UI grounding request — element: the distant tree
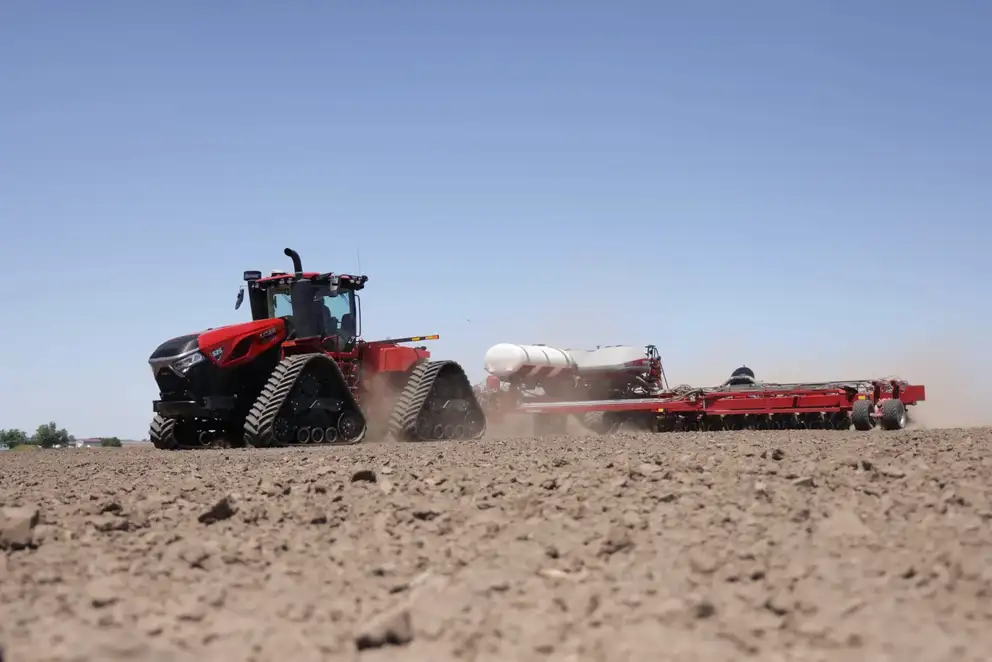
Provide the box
[33,422,71,449]
[99,437,123,448]
[0,428,31,448]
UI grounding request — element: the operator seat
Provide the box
[320,304,339,336]
[340,313,356,344]
[320,303,349,352]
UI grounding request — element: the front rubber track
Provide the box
[243,353,368,447]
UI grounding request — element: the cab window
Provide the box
[316,289,353,335]
[270,292,293,318]
[267,286,355,337]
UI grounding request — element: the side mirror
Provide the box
[235,287,245,310]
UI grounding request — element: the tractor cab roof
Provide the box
[235,249,368,318]
[247,270,368,291]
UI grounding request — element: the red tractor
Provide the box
[147,248,487,449]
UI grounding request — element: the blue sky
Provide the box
[1,1,990,439]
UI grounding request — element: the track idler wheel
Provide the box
[335,410,366,444]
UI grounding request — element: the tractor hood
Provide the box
[149,319,287,369]
[149,333,200,361]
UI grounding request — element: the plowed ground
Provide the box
[1,428,991,662]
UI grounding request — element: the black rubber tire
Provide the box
[149,415,179,450]
[149,415,226,450]
[879,398,908,430]
[851,399,875,431]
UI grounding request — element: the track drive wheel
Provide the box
[879,398,908,430]
[851,399,875,431]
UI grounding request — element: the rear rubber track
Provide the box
[244,353,368,447]
[388,360,487,441]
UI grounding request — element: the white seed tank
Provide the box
[569,345,648,373]
[484,343,648,379]
[484,344,575,378]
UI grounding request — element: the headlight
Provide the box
[172,352,206,375]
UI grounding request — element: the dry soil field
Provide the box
[1,427,991,662]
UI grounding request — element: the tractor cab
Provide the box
[235,248,368,350]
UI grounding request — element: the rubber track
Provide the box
[387,360,487,441]
[243,353,362,447]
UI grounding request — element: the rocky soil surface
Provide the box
[1,428,991,662]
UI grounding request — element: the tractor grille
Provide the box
[155,368,190,399]
[154,360,228,402]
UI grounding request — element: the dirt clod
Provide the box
[198,494,238,524]
[355,605,414,650]
[86,576,124,608]
[0,506,39,550]
[598,525,634,556]
[352,469,377,483]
